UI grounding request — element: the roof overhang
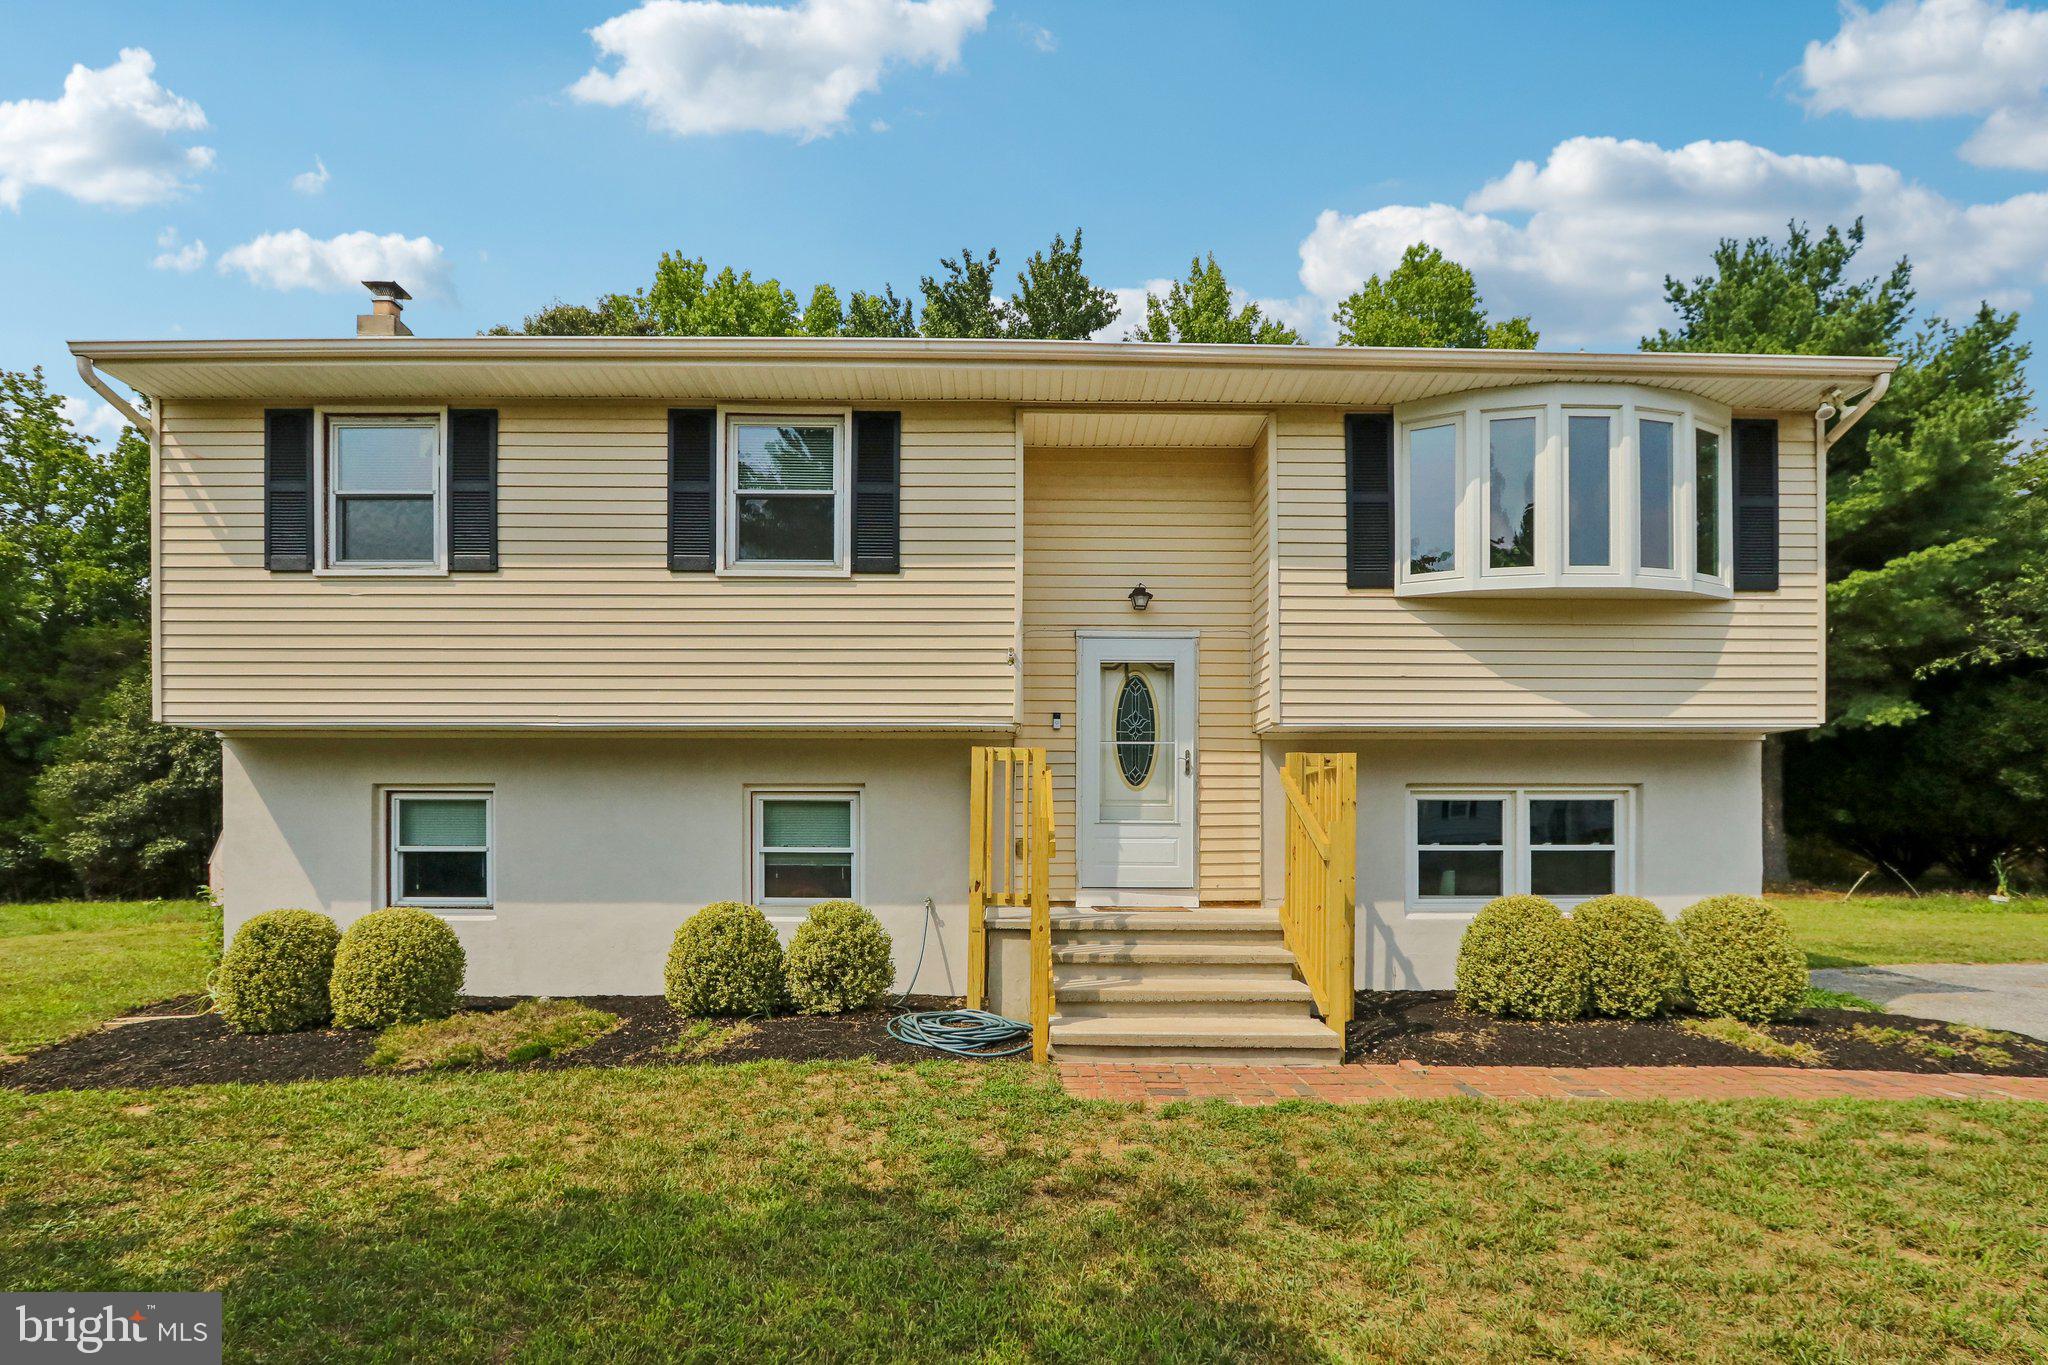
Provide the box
[68,336,1897,414]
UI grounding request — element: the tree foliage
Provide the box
[918,246,1006,339]
[1333,244,1537,349]
[843,286,918,337]
[1131,255,1300,344]
[1004,229,1118,340]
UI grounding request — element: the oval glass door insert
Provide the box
[1114,672,1158,787]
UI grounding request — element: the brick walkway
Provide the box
[1057,1060,2048,1104]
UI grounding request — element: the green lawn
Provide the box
[1770,893,2048,969]
[0,1067,2042,1362]
[0,900,215,1058]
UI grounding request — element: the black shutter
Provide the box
[447,409,498,572]
[851,410,901,574]
[264,408,315,572]
[1732,418,1779,592]
[668,408,716,572]
[1345,412,1395,588]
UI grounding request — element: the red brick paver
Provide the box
[1056,1061,2048,1105]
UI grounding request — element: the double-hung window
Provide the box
[725,415,846,568]
[1411,788,1629,909]
[389,791,492,907]
[327,415,441,569]
[753,792,859,904]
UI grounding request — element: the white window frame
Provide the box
[386,788,494,910]
[1390,383,1734,599]
[315,408,449,576]
[749,787,862,913]
[1407,785,1634,915]
[1691,419,1732,587]
[717,407,854,577]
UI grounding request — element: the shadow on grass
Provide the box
[23,1179,1320,1363]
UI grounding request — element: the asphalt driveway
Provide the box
[1810,963,2048,1041]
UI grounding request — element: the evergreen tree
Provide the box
[1004,229,1118,340]
[919,247,1006,339]
[1333,243,1537,348]
[1131,255,1301,344]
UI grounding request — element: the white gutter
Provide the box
[74,354,154,438]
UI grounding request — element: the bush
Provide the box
[783,900,894,1014]
[1454,894,1589,1020]
[1572,895,1684,1019]
[1678,894,1808,1022]
[213,908,339,1034]
[665,901,784,1017]
[329,907,467,1029]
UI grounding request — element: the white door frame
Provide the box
[1074,630,1199,902]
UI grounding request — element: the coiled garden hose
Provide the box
[888,897,1033,1057]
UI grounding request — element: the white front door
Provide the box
[1076,633,1198,893]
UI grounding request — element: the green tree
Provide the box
[0,368,151,893]
[1131,255,1301,344]
[1645,221,2046,881]
[919,247,1006,339]
[33,668,220,898]
[1004,229,1118,340]
[1333,243,1537,348]
[843,286,918,338]
[801,284,844,337]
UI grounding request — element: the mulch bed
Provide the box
[1346,990,2048,1075]
[2,994,962,1094]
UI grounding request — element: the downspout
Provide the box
[74,354,155,438]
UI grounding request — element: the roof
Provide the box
[69,335,1897,412]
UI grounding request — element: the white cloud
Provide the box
[216,229,452,298]
[1297,136,2048,348]
[569,0,993,138]
[0,48,213,210]
[291,156,330,195]
[62,395,128,441]
[869,117,891,132]
[150,226,206,271]
[1020,23,1056,53]
[1800,0,2048,169]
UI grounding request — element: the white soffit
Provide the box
[1019,408,1270,448]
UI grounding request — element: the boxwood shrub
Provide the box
[213,908,340,1034]
[1678,894,1808,1022]
[1572,894,1684,1019]
[330,906,467,1029]
[665,901,784,1017]
[1454,894,1589,1020]
[784,900,894,1014]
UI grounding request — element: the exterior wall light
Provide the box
[1127,583,1153,611]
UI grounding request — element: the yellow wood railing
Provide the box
[1280,752,1358,1035]
[967,746,1057,1062]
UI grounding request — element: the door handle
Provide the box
[1183,747,1193,776]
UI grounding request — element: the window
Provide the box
[1637,417,1675,572]
[1566,414,1611,568]
[725,416,845,567]
[1411,788,1629,907]
[1406,422,1458,575]
[328,415,440,568]
[389,792,491,907]
[1487,415,1538,569]
[754,792,858,903]
[1695,427,1722,577]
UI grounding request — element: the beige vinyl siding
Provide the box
[1250,420,1277,729]
[157,401,1020,726]
[1020,445,1260,902]
[1271,409,1823,729]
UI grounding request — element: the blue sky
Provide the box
[6,0,2048,437]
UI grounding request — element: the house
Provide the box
[72,289,1894,1062]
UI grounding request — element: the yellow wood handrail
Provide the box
[1278,752,1357,1036]
[967,745,1056,1062]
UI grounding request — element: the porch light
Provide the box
[1127,583,1153,611]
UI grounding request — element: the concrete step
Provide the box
[1054,973,1315,1018]
[1052,941,1298,969]
[1052,955,1299,986]
[1050,1012,1344,1066]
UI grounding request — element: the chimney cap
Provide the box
[362,280,412,302]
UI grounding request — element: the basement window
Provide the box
[753,792,859,904]
[1409,787,1630,911]
[388,791,492,908]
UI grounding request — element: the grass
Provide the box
[1803,985,1883,1012]
[1853,1022,2019,1071]
[1678,1015,1825,1065]
[668,1018,757,1059]
[0,900,216,1059]
[1770,892,2048,968]
[366,999,620,1071]
[2,1066,2045,1361]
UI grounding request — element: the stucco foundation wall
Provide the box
[218,733,976,996]
[1262,733,1762,990]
